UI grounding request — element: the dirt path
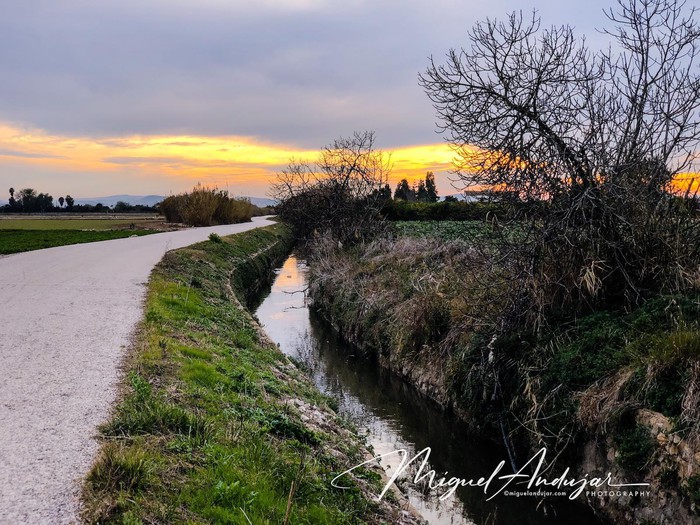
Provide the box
[0,217,275,524]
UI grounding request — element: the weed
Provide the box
[615,424,655,474]
[86,442,151,493]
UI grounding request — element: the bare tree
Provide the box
[420,0,700,327]
[272,131,391,244]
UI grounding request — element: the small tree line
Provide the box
[272,133,464,243]
[3,187,73,213]
[393,172,438,202]
[2,187,160,214]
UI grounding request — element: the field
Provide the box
[0,229,158,255]
[0,215,162,230]
[392,220,479,240]
[0,215,171,254]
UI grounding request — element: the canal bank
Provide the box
[303,234,700,525]
[81,224,420,524]
[255,254,606,525]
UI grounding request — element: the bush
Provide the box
[382,200,505,221]
[615,424,656,474]
[272,131,390,244]
[160,185,253,226]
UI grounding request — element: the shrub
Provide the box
[159,184,253,226]
[382,200,505,221]
[616,424,656,474]
[272,131,390,244]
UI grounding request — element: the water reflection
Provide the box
[255,255,604,525]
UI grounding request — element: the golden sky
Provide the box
[1,122,696,200]
[0,123,460,198]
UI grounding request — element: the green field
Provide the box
[0,218,161,230]
[0,229,158,254]
[392,220,483,241]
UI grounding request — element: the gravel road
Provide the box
[0,217,275,524]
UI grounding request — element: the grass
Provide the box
[0,229,157,255]
[392,220,483,241]
[82,224,394,524]
[391,219,522,246]
[0,218,160,230]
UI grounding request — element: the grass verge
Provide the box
[0,229,158,254]
[0,218,160,230]
[82,224,399,525]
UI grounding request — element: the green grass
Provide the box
[82,224,390,524]
[392,220,483,241]
[391,219,520,245]
[0,229,157,254]
[0,218,160,230]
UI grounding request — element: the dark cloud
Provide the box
[102,156,195,165]
[0,148,64,159]
[0,0,612,148]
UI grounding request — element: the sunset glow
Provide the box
[2,122,697,199]
[0,123,460,197]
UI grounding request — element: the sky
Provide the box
[0,0,616,199]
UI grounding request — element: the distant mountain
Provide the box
[246,197,277,207]
[75,194,276,208]
[74,195,164,207]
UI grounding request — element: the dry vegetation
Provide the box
[272,131,389,245]
[160,185,253,227]
[307,223,700,518]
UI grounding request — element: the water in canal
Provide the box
[254,254,605,525]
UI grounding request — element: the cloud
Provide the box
[0,148,65,160]
[102,156,196,166]
[0,0,621,199]
[0,0,613,150]
[0,122,459,198]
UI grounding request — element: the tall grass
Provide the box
[160,185,253,226]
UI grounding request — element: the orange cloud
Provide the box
[0,123,459,196]
[2,123,696,200]
[388,142,459,184]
